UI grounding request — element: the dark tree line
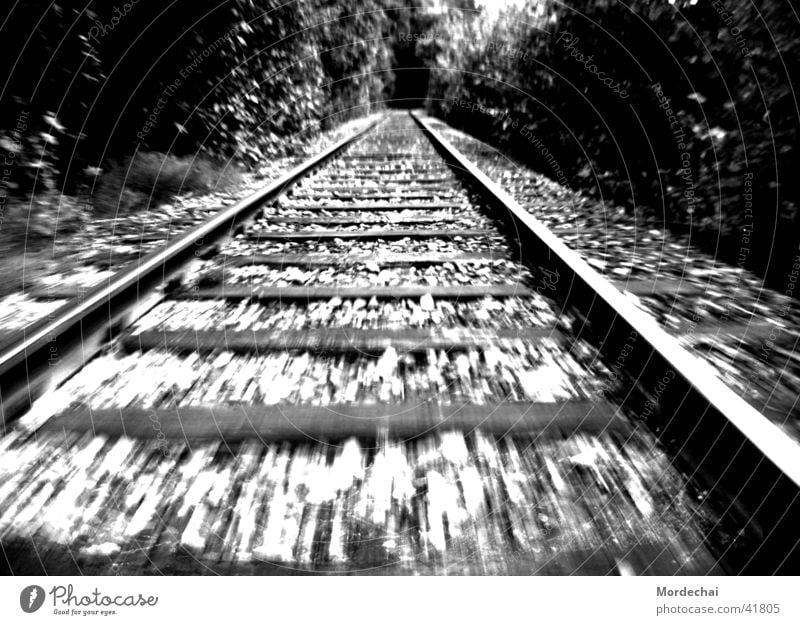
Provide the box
[0,0,404,195]
[423,0,800,287]
[2,0,798,287]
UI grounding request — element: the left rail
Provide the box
[0,116,384,425]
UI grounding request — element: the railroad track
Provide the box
[0,111,798,575]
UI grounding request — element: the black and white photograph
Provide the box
[0,0,799,620]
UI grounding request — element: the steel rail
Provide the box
[411,110,800,485]
[0,115,385,417]
[412,110,800,573]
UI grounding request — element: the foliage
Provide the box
[0,0,399,202]
[94,152,242,214]
[313,0,395,125]
[424,0,800,286]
